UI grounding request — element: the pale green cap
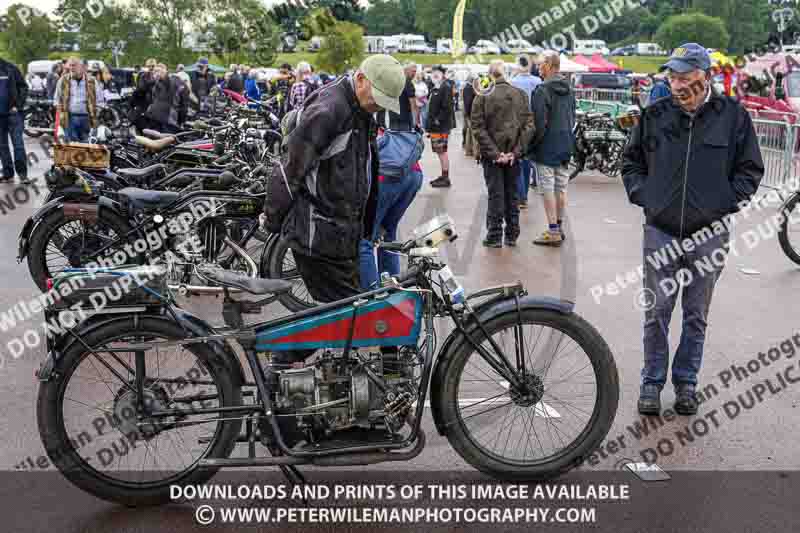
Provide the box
[359,54,405,114]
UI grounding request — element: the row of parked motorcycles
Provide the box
[17,87,620,507]
[18,91,310,310]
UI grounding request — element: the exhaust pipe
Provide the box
[198,430,426,469]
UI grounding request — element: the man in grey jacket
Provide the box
[527,51,576,247]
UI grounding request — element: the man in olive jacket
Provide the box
[471,60,534,247]
[622,43,764,417]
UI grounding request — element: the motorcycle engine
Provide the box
[267,349,419,448]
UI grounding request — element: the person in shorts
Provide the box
[427,66,454,187]
[527,51,576,247]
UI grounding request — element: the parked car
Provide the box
[572,72,632,90]
[502,39,540,55]
[469,40,502,55]
[611,45,636,56]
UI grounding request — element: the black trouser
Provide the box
[483,160,520,242]
[274,251,361,366]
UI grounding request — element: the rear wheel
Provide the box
[37,317,242,506]
[27,208,133,291]
[437,308,618,481]
[779,192,800,266]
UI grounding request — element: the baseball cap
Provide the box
[661,43,711,73]
[359,55,405,114]
[198,57,209,65]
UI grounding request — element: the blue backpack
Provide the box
[377,129,424,180]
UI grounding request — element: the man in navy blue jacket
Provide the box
[0,57,28,183]
[623,44,764,417]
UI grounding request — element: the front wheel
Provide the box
[779,192,800,265]
[436,308,618,481]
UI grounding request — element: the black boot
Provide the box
[674,384,698,415]
[637,384,661,415]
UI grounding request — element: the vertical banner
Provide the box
[452,0,467,60]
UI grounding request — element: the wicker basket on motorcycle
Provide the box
[53,142,111,169]
[615,112,640,130]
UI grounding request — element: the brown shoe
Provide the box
[533,231,563,247]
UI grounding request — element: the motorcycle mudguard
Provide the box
[428,295,574,437]
[17,197,65,262]
[38,309,246,388]
[258,233,280,277]
[17,196,123,262]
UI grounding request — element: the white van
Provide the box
[397,34,428,53]
[573,39,610,56]
[436,39,467,56]
[27,60,59,77]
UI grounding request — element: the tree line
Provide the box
[365,0,787,54]
[0,0,794,74]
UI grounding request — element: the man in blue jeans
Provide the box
[0,57,28,183]
[54,58,103,143]
[623,44,763,416]
[359,164,423,289]
[511,55,541,209]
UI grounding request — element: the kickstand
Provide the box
[279,465,309,506]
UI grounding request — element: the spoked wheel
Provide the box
[37,317,242,506]
[266,237,319,312]
[437,308,618,481]
[27,208,132,291]
[779,192,800,266]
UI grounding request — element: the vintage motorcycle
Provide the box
[568,108,639,181]
[19,163,271,294]
[36,214,619,506]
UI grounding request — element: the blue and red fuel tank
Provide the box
[255,291,424,351]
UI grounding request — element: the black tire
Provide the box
[436,308,619,481]
[98,107,121,129]
[779,192,800,266]
[37,317,242,506]
[27,207,133,292]
[24,112,46,138]
[266,237,318,312]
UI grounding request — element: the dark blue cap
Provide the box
[198,57,209,65]
[660,43,711,73]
